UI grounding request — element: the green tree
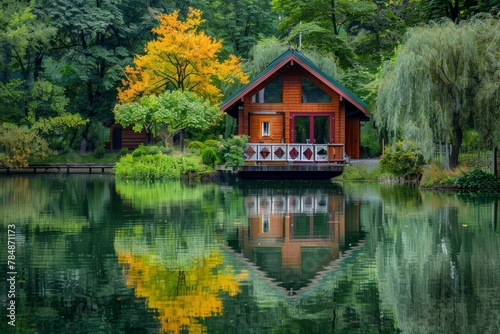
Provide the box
[244,38,340,80]
[271,0,387,66]
[200,0,279,58]
[0,0,57,122]
[419,0,500,22]
[35,0,170,150]
[113,90,222,146]
[376,16,500,168]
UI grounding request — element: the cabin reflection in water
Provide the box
[231,186,363,294]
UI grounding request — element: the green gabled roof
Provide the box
[220,49,368,118]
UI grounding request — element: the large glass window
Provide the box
[251,76,282,103]
[293,115,331,144]
[302,77,332,103]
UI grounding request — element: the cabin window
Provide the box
[251,76,282,103]
[262,215,270,233]
[262,122,270,136]
[302,77,332,103]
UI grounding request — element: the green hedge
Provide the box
[114,153,181,181]
[114,145,213,181]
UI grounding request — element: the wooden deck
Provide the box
[0,164,115,175]
[217,163,344,181]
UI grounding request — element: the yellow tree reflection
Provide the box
[118,250,247,333]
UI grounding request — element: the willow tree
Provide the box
[376,16,500,168]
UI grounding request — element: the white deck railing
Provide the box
[244,143,345,163]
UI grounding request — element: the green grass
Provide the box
[34,151,123,164]
[335,164,382,181]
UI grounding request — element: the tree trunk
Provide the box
[449,111,462,169]
[493,146,498,176]
[179,129,185,152]
[330,0,338,35]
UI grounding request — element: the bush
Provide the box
[93,145,106,159]
[453,169,500,191]
[0,123,50,168]
[114,149,213,181]
[119,147,129,156]
[131,144,161,157]
[201,146,217,167]
[215,135,249,167]
[114,153,180,181]
[178,155,212,175]
[380,141,425,181]
[187,141,204,150]
[203,139,219,148]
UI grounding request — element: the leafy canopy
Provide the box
[118,8,248,104]
[375,15,500,168]
[114,90,222,141]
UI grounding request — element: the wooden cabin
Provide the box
[108,123,148,150]
[220,50,369,179]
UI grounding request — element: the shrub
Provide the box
[215,135,249,167]
[201,146,217,167]
[187,141,204,150]
[114,151,213,181]
[119,147,129,156]
[178,155,211,175]
[0,123,50,168]
[114,153,180,181]
[93,145,106,159]
[131,144,161,157]
[453,169,500,191]
[380,141,425,181]
[203,139,219,148]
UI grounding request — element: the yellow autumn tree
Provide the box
[118,8,248,104]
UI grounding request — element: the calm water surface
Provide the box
[0,175,499,334]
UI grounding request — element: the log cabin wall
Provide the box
[345,118,360,159]
[109,124,148,150]
[240,67,345,146]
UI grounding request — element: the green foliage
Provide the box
[336,165,382,181]
[215,135,249,167]
[177,155,212,176]
[119,147,129,156]
[0,123,50,168]
[453,169,500,191]
[37,151,121,164]
[203,139,219,148]
[376,16,500,167]
[187,141,205,150]
[131,144,162,157]
[361,119,381,157]
[380,141,425,179]
[198,0,279,58]
[31,113,89,150]
[201,147,217,167]
[93,145,106,159]
[115,145,213,181]
[113,90,222,144]
[115,153,180,181]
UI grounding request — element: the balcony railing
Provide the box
[244,143,345,163]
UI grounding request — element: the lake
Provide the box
[0,175,499,333]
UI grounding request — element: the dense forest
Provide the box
[1,0,499,167]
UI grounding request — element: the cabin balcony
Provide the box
[244,143,345,164]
